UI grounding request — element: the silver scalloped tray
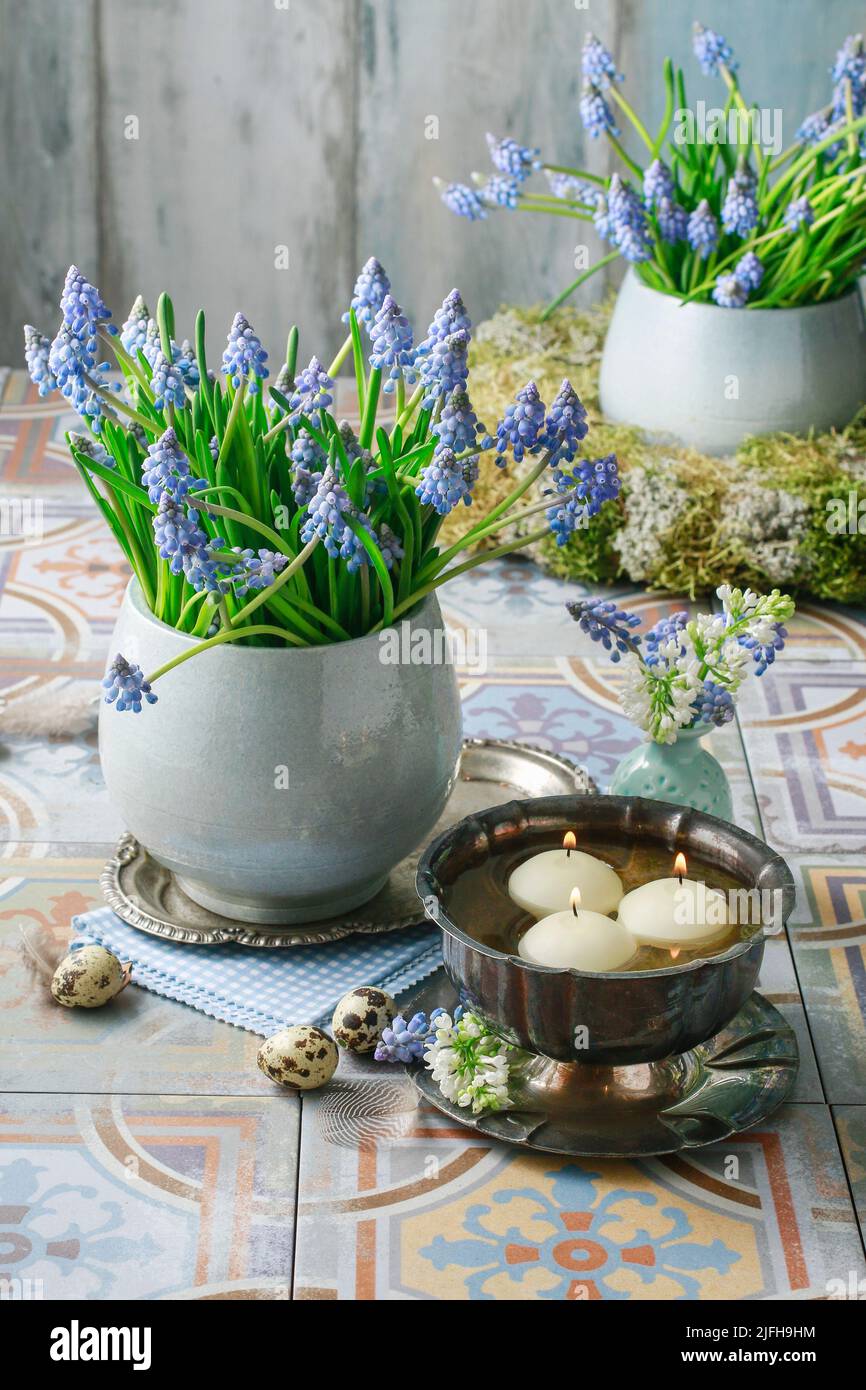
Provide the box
[101,738,596,948]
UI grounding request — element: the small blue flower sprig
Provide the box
[375,1005,513,1116]
[436,25,866,316]
[26,262,621,710]
[568,584,795,744]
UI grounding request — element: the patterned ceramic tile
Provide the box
[778,602,866,664]
[738,661,866,854]
[834,1107,866,1240]
[292,1081,862,1300]
[0,847,292,1097]
[0,1091,298,1299]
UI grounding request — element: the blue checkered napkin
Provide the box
[72,906,442,1036]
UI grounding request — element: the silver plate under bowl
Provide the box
[409,971,798,1157]
[101,738,596,948]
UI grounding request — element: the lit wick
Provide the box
[570,886,581,919]
[670,947,681,961]
[563,830,576,860]
[674,851,687,886]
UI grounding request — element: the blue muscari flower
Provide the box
[417,328,471,410]
[290,356,334,423]
[734,251,764,290]
[221,312,268,394]
[417,445,476,515]
[300,466,353,558]
[655,196,689,244]
[120,296,150,356]
[687,199,720,258]
[431,387,492,457]
[785,196,814,231]
[60,265,112,337]
[643,158,674,209]
[150,349,186,411]
[722,167,759,238]
[230,548,288,594]
[603,174,653,262]
[102,654,157,714]
[342,256,391,331]
[545,170,602,205]
[485,132,540,181]
[831,34,866,118]
[142,318,163,369]
[153,493,211,577]
[712,273,749,308]
[582,33,623,89]
[495,381,547,464]
[23,326,56,396]
[374,1011,433,1063]
[796,107,842,157]
[415,289,472,361]
[739,623,787,674]
[338,512,379,574]
[545,455,621,545]
[47,324,113,430]
[368,294,416,393]
[378,523,404,571]
[580,83,619,138]
[692,22,738,77]
[643,611,689,664]
[437,180,487,220]
[543,379,588,466]
[69,431,114,468]
[141,427,201,503]
[692,680,736,726]
[480,174,521,209]
[175,340,200,388]
[566,596,641,660]
[290,429,326,504]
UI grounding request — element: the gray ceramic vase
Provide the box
[99,580,463,923]
[599,271,866,454]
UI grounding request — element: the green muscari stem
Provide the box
[203,501,294,557]
[83,375,155,434]
[328,334,353,378]
[390,527,548,621]
[146,624,303,687]
[609,86,654,152]
[540,252,619,320]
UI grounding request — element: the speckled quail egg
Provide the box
[332,986,397,1053]
[257,1025,339,1091]
[50,945,128,1009]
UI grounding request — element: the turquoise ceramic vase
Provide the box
[609,725,734,821]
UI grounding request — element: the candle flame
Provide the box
[670,947,681,961]
[570,886,581,917]
[674,852,687,882]
[563,830,576,857]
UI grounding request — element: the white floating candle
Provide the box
[518,888,637,972]
[617,853,730,949]
[508,831,623,919]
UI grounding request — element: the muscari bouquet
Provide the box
[438,23,866,316]
[23,262,621,711]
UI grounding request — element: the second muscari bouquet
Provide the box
[25,261,621,711]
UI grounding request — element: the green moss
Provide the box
[459,302,866,604]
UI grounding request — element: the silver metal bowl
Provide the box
[416,795,795,1066]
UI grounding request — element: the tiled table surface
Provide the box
[1,372,866,1300]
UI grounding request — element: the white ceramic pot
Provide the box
[99,580,463,923]
[599,271,866,454]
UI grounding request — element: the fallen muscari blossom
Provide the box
[712,273,749,308]
[417,328,471,410]
[373,1006,464,1064]
[580,82,619,138]
[289,355,334,423]
[643,158,674,209]
[687,199,720,258]
[734,251,764,290]
[785,196,814,231]
[23,326,56,396]
[431,387,492,457]
[480,174,521,209]
[545,455,621,545]
[692,22,738,77]
[120,296,150,356]
[342,256,391,331]
[141,427,203,503]
[582,33,623,89]
[150,349,186,411]
[416,446,476,515]
[566,596,641,661]
[102,654,157,713]
[437,179,487,221]
[485,132,540,180]
[495,380,547,464]
[368,294,416,393]
[655,196,689,244]
[221,313,268,393]
[543,379,588,465]
[722,168,759,237]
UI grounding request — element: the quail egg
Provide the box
[257,1025,339,1091]
[50,944,128,1009]
[332,986,396,1053]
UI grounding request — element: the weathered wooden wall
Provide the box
[3,0,865,365]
